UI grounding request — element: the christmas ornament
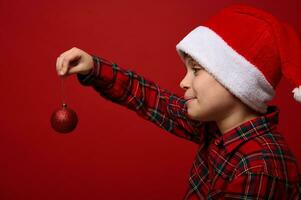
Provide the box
[50,76,78,133]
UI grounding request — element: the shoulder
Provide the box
[231,131,300,181]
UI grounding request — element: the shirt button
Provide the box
[214,138,223,147]
[214,139,220,145]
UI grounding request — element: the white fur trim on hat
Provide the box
[292,86,301,103]
[176,26,275,114]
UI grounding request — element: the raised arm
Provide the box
[56,47,218,144]
[76,55,219,144]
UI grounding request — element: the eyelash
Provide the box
[192,67,201,74]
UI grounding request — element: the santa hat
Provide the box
[176,4,301,114]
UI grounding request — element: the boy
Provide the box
[56,4,301,199]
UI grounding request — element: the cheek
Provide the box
[191,76,210,101]
[192,76,231,107]
[191,82,203,102]
[206,84,235,109]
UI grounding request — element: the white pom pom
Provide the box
[292,86,301,103]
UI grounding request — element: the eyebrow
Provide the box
[188,58,197,65]
[184,59,205,71]
[185,58,198,67]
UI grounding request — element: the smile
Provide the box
[186,98,196,103]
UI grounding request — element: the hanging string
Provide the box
[60,59,78,107]
[61,76,67,106]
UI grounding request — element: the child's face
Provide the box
[180,55,238,121]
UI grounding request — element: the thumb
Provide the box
[67,63,87,75]
[60,54,81,76]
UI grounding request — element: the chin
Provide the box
[187,110,202,121]
[188,107,210,121]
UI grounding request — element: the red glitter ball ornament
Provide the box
[50,103,78,133]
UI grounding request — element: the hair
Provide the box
[182,51,196,62]
[182,51,197,64]
[182,51,189,59]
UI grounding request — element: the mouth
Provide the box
[186,97,196,103]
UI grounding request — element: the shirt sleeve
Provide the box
[76,55,216,144]
[209,171,301,199]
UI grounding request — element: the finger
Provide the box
[56,57,61,75]
[61,53,81,76]
[68,66,80,75]
[59,47,78,60]
[60,57,69,76]
[67,64,83,75]
[57,47,77,73]
[57,56,66,76]
[58,56,66,76]
[57,47,81,76]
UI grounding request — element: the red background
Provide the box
[1,0,301,199]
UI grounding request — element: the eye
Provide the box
[192,68,199,73]
[192,67,202,75]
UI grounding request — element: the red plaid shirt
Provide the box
[77,55,301,199]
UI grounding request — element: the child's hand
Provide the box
[56,47,93,77]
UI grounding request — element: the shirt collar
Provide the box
[214,105,279,153]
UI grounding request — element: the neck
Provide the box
[216,106,261,135]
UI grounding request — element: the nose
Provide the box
[180,75,190,90]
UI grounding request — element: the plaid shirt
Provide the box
[77,55,301,199]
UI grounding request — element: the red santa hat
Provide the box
[176,4,301,114]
